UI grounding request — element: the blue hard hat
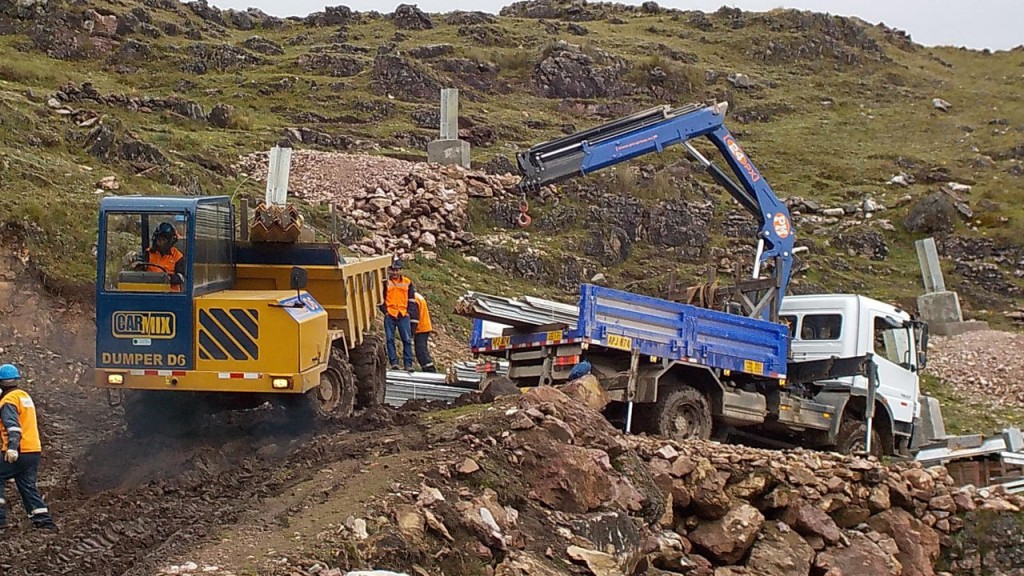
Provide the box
[0,364,21,381]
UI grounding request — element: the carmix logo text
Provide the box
[113,311,176,339]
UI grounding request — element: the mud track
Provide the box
[0,406,423,576]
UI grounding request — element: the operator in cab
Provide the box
[142,222,186,291]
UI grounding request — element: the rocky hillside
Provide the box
[1,0,1023,333]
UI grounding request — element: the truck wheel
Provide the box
[296,349,357,420]
[351,333,387,408]
[835,419,882,457]
[641,385,712,441]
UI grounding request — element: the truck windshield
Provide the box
[103,212,188,293]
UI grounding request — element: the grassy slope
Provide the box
[2,2,1024,429]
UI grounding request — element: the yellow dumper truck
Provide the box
[93,193,390,435]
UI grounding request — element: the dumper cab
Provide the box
[96,196,231,376]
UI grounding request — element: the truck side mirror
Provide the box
[290,266,308,290]
[913,321,929,370]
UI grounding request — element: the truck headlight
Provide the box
[271,377,291,389]
[107,374,124,385]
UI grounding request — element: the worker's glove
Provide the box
[4,449,17,463]
[378,304,386,314]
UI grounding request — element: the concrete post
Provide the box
[427,87,471,168]
[914,236,989,335]
[440,88,458,140]
[915,237,945,293]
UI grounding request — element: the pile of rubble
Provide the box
[236,150,521,256]
[285,384,1023,576]
[925,329,1024,409]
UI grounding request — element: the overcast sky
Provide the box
[210,0,1021,51]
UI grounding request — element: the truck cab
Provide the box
[780,294,929,454]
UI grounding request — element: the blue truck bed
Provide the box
[470,284,790,379]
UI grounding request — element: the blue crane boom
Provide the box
[515,101,796,322]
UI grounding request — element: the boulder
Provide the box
[392,4,432,30]
[560,374,610,412]
[903,192,958,234]
[688,503,764,564]
[583,225,631,266]
[370,53,443,102]
[866,509,941,576]
[747,522,814,576]
[780,501,842,544]
[207,104,236,129]
[480,376,521,402]
[534,40,631,99]
[814,531,902,575]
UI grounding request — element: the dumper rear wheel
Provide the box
[352,333,387,408]
[638,384,712,441]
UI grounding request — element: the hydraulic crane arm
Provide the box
[515,101,795,322]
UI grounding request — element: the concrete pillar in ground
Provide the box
[915,237,945,293]
[427,88,471,168]
[440,88,458,140]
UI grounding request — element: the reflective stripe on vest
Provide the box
[385,276,412,317]
[0,389,41,453]
[414,293,432,334]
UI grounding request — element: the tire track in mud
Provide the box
[0,409,420,576]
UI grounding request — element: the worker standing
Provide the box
[379,260,418,371]
[0,364,57,531]
[411,292,436,372]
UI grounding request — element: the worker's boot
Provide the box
[31,518,58,531]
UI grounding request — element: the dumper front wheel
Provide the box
[351,333,387,408]
[295,350,356,420]
[638,385,712,441]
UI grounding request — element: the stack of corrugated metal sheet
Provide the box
[384,369,472,407]
[249,202,305,242]
[449,359,510,386]
[454,291,579,328]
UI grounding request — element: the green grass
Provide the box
[920,374,1024,436]
[0,0,1022,320]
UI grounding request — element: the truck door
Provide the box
[869,315,917,424]
[96,211,194,371]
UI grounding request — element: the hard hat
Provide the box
[153,222,178,246]
[389,259,404,270]
[0,364,21,381]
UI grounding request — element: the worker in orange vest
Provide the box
[379,259,418,370]
[0,363,57,531]
[138,221,186,292]
[411,292,435,372]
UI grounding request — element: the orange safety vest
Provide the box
[0,389,41,453]
[385,275,413,318]
[148,247,184,292]
[414,293,432,334]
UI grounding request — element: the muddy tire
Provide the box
[637,384,712,441]
[835,419,883,457]
[123,390,202,438]
[296,348,356,421]
[351,333,387,408]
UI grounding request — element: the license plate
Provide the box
[491,336,511,348]
[743,359,764,375]
[606,334,633,351]
[546,330,563,342]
